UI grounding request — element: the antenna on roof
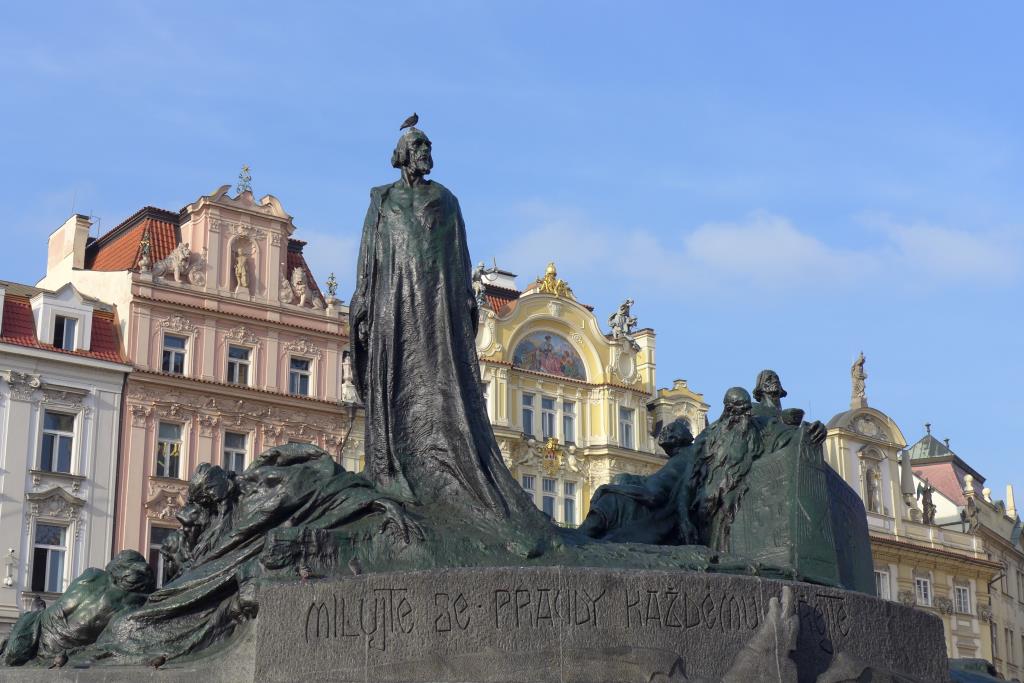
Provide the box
[71,189,77,217]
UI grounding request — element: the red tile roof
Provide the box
[484,284,520,314]
[913,463,968,506]
[0,295,126,364]
[286,239,323,299]
[85,207,179,272]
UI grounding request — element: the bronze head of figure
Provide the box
[657,418,694,458]
[752,369,787,407]
[391,129,433,184]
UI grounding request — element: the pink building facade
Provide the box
[39,187,361,585]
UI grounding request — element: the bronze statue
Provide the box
[0,551,154,666]
[349,124,542,524]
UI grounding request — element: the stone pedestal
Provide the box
[0,567,949,682]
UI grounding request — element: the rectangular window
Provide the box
[562,400,576,444]
[40,411,74,473]
[542,477,556,518]
[148,526,173,588]
[522,393,535,437]
[563,481,577,527]
[874,570,891,600]
[223,432,247,474]
[481,382,489,413]
[156,422,182,478]
[31,524,66,593]
[914,577,932,607]
[1008,629,1015,665]
[619,407,635,449]
[289,357,311,396]
[162,334,187,375]
[53,315,77,350]
[521,474,535,501]
[226,345,250,385]
[541,396,556,439]
[954,585,971,614]
[992,622,999,657]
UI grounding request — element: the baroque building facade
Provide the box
[0,281,130,632]
[824,357,1000,664]
[474,263,708,527]
[37,188,360,586]
[907,431,1024,681]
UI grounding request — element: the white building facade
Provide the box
[0,281,130,633]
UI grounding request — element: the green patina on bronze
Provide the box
[0,123,873,670]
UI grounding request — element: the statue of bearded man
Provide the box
[349,126,541,526]
[691,387,764,552]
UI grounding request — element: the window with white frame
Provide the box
[563,481,577,527]
[289,357,311,396]
[874,569,891,600]
[223,432,247,474]
[562,400,576,444]
[227,345,251,385]
[40,411,74,473]
[914,576,932,607]
[31,523,67,593]
[162,334,187,375]
[521,474,535,502]
[522,393,535,437]
[148,525,174,588]
[53,315,77,351]
[541,478,556,518]
[541,396,556,439]
[156,422,182,478]
[954,585,971,614]
[619,407,635,449]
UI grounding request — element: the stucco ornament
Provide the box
[278,264,294,303]
[4,371,42,400]
[290,267,309,306]
[158,314,196,333]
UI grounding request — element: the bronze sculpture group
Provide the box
[0,120,873,670]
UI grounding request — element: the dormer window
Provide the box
[53,315,77,351]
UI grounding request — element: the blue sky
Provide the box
[2,3,1022,494]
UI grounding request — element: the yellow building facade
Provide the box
[825,360,999,664]
[474,263,707,526]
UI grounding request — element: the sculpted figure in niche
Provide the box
[0,551,154,666]
[234,247,249,289]
[349,125,542,524]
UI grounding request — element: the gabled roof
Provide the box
[483,283,521,314]
[0,282,126,364]
[84,207,180,272]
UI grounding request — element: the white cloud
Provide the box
[492,203,1022,302]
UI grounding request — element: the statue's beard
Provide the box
[724,408,751,431]
[409,155,433,176]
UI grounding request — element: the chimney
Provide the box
[47,214,92,272]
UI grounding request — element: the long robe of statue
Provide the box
[348,128,543,525]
